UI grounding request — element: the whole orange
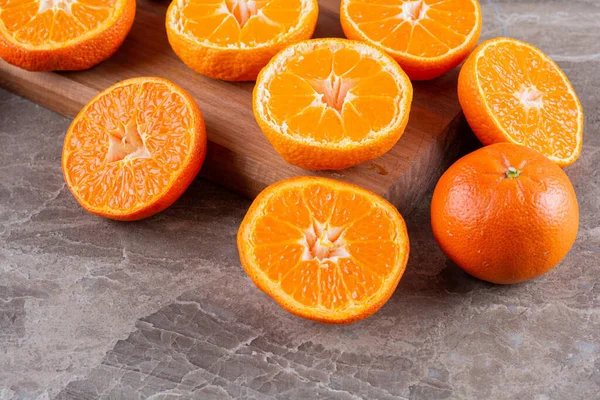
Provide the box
[431,143,579,284]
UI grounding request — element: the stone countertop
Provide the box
[1,1,599,399]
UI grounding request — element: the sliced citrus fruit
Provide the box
[0,0,135,71]
[340,0,482,80]
[237,176,410,324]
[165,0,318,81]
[253,38,413,170]
[62,77,207,221]
[458,37,584,167]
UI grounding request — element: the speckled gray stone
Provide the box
[1,1,599,399]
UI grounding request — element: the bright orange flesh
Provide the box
[458,38,584,167]
[166,0,318,81]
[62,77,207,221]
[237,177,410,324]
[254,38,412,170]
[0,0,135,70]
[341,0,482,80]
[178,0,305,47]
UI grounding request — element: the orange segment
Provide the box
[50,10,86,42]
[0,1,38,32]
[0,0,134,71]
[340,0,482,80]
[280,259,321,307]
[165,0,318,81]
[252,243,305,281]
[253,38,413,170]
[338,258,383,302]
[237,177,410,324]
[62,77,207,221]
[458,37,584,167]
[346,241,399,276]
[251,215,304,245]
[319,260,351,309]
[301,183,336,223]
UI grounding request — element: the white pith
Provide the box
[515,85,544,109]
[400,0,429,24]
[38,0,76,14]
[226,0,258,27]
[105,117,152,163]
[299,221,350,263]
[308,73,357,112]
[168,0,316,49]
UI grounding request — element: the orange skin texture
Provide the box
[165,0,318,82]
[62,77,207,221]
[0,0,135,71]
[340,0,482,81]
[458,37,584,167]
[253,39,413,171]
[237,176,410,324]
[431,143,579,284]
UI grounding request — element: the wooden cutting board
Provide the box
[0,0,466,212]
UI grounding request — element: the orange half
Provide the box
[62,77,207,221]
[237,176,410,324]
[340,0,482,80]
[166,0,318,81]
[458,37,584,167]
[253,38,413,170]
[0,0,135,70]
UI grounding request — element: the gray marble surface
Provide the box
[1,1,599,399]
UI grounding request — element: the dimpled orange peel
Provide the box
[431,143,579,284]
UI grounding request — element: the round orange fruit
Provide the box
[458,37,584,167]
[253,38,413,170]
[431,143,579,285]
[0,0,135,71]
[237,176,410,323]
[340,0,482,80]
[62,77,207,221]
[165,0,319,81]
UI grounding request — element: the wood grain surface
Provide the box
[0,0,467,212]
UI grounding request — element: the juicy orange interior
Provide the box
[249,183,406,310]
[0,0,118,46]
[63,81,194,211]
[264,45,405,143]
[346,0,478,57]
[173,0,307,47]
[476,41,581,159]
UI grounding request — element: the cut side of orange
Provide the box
[253,38,413,170]
[62,77,207,221]
[458,37,584,167]
[0,0,135,71]
[166,0,318,81]
[340,0,482,80]
[237,176,410,324]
